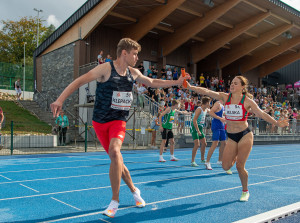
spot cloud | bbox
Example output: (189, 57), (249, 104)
(46, 15), (61, 28)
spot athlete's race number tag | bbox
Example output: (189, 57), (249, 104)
(111, 91), (133, 111)
(225, 104), (243, 120)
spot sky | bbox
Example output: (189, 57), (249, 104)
(0, 0), (299, 30)
(0, 0), (87, 29)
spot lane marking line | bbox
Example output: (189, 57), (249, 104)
(19, 184), (39, 193)
(0, 174), (11, 181)
(233, 201), (300, 223)
(41, 174), (300, 222)
(50, 197), (82, 211)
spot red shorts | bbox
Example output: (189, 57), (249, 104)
(92, 120), (126, 153)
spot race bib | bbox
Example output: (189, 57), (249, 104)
(111, 91), (133, 111)
(225, 104), (243, 120)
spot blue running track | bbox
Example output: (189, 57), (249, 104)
(0, 144), (299, 222)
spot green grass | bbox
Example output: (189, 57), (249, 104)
(0, 100), (51, 135)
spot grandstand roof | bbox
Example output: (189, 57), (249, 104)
(34, 0), (300, 77)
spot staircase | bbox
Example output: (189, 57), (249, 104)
(17, 100), (55, 126)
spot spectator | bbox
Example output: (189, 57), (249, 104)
(161, 66), (166, 78)
(15, 78), (22, 100)
(137, 62), (144, 75)
(199, 73), (205, 87)
(137, 83), (147, 108)
(173, 68), (178, 80)
(150, 112), (161, 149)
(0, 107), (4, 149)
(147, 66), (152, 77)
(55, 110), (69, 146)
(205, 76), (210, 89)
(166, 68), (172, 80)
(105, 54), (112, 62)
(97, 50), (104, 64)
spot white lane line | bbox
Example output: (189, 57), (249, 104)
(99, 218), (111, 223)
(0, 146), (298, 167)
(0, 165), (94, 174)
(19, 184), (39, 193)
(0, 173), (109, 185)
(1, 161), (300, 202)
(233, 201), (300, 223)
(0, 158), (299, 186)
(41, 174), (300, 222)
(250, 173), (282, 179)
(0, 174), (11, 181)
(0, 159), (109, 167)
(50, 197), (81, 211)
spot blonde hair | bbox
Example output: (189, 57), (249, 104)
(117, 38), (141, 58)
(235, 76), (253, 99)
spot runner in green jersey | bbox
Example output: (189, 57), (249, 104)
(159, 99), (190, 162)
(190, 96), (211, 167)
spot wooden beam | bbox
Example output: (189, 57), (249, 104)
(240, 35), (300, 73)
(178, 5), (203, 17)
(243, 0), (268, 12)
(192, 12), (270, 63)
(109, 12), (174, 33)
(155, 25), (174, 33)
(215, 19), (234, 28)
(123, 0), (186, 41)
(220, 23), (293, 69)
(160, 0), (242, 56)
(259, 50), (300, 77)
(109, 11), (137, 22)
(191, 36), (205, 42)
(43, 0), (120, 55)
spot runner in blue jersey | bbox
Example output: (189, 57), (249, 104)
(205, 101), (229, 172)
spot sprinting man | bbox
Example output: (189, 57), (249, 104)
(50, 38), (189, 218)
(190, 97), (211, 167)
(184, 76), (288, 202)
(159, 100), (190, 162)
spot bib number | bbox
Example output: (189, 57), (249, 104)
(111, 91), (133, 111)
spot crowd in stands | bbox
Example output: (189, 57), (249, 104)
(134, 65), (300, 134)
(94, 52), (300, 134)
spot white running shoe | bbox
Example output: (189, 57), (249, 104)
(216, 161), (222, 165)
(205, 162), (213, 170)
(170, 156), (179, 161)
(132, 187), (146, 207)
(103, 200), (119, 218)
(159, 156), (166, 162)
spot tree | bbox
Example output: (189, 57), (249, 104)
(0, 16), (55, 64)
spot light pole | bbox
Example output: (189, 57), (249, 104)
(33, 8), (43, 47)
(23, 42), (27, 100)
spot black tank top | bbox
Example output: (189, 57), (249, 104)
(92, 62), (134, 123)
